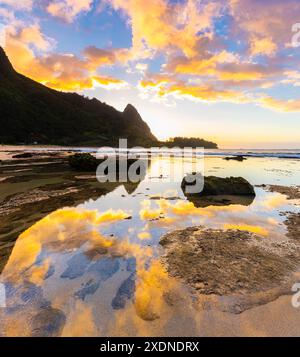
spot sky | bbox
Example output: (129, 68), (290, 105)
(0, 0), (300, 149)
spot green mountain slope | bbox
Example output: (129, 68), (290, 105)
(0, 47), (157, 146)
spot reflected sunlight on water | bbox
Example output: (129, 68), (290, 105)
(0, 156), (299, 336)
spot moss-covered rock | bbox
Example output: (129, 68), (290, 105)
(68, 153), (149, 178)
(68, 153), (100, 171)
(181, 174), (255, 196)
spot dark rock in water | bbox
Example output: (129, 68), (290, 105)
(68, 153), (100, 171)
(68, 153), (148, 175)
(224, 155), (247, 161)
(12, 152), (33, 159)
(181, 174), (255, 196)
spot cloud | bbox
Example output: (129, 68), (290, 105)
(281, 71), (300, 87)
(138, 72), (250, 105)
(16, 23), (53, 51)
(3, 0), (300, 113)
(249, 36), (277, 57)
(103, 0), (300, 111)
(0, 0), (33, 10)
(92, 75), (128, 89)
(46, 0), (94, 22)
(83, 45), (131, 68)
(138, 70), (300, 112)
(4, 28), (128, 91)
(229, 0), (300, 51)
(106, 0), (222, 58)
(259, 97), (300, 112)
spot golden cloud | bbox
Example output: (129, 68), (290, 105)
(4, 27), (128, 91)
(107, 0), (221, 58)
(259, 97), (300, 112)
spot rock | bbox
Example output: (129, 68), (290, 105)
(68, 153), (147, 176)
(68, 153), (100, 171)
(224, 155), (247, 161)
(12, 152), (33, 159)
(181, 174), (255, 196)
(160, 226), (300, 313)
(266, 185), (300, 200)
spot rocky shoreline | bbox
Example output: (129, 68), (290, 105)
(160, 185), (300, 314)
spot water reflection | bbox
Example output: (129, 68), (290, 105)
(0, 156), (299, 336)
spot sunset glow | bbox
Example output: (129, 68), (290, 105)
(1, 0), (300, 148)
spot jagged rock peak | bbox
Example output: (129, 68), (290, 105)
(123, 104), (139, 114)
(0, 47), (15, 74)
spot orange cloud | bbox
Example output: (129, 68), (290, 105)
(3, 0), (300, 112)
(16, 23), (53, 50)
(259, 97), (300, 112)
(4, 27), (128, 91)
(249, 36), (277, 57)
(107, 0), (221, 58)
(139, 74), (250, 104)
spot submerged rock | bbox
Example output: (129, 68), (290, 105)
(265, 185), (300, 200)
(68, 153), (100, 171)
(224, 155), (247, 161)
(181, 174), (255, 196)
(12, 152), (33, 159)
(68, 153), (148, 176)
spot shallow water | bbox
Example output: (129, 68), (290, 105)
(0, 156), (300, 336)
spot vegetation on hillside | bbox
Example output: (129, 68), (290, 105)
(159, 137), (218, 149)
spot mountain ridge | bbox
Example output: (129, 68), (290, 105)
(0, 47), (157, 146)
